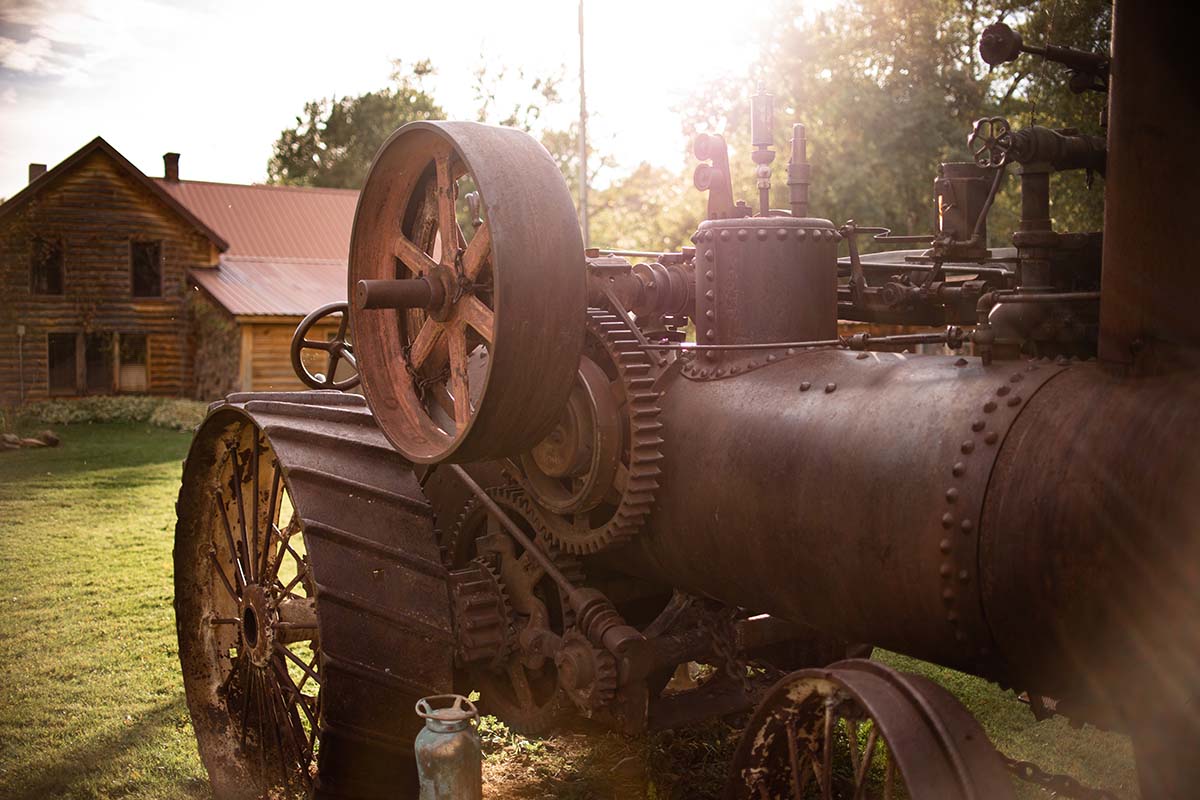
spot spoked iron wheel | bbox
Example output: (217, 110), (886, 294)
(176, 392), (454, 800)
(349, 120), (586, 464)
(725, 659), (1014, 800)
(177, 414), (321, 797)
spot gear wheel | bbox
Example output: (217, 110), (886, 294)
(521, 309), (664, 554)
(555, 629), (619, 714)
(449, 558), (512, 670)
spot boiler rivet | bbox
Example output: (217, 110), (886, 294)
(825, 382), (837, 393)
(705, 351), (716, 361)
(961, 441), (974, 454)
(705, 290), (715, 300)
(955, 358), (968, 367)
(748, 360), (757, 368)
(983, 401), (997, 413)
(951, 462), (966, 476)
(945, 488), (959, 503)
(856, 352), (869, 360)
(786, 348), (796, 356)
(958, 569), (970, 583)
(715, 369), (725, 377)
(939, 538), (952, 553)
(777, 228), (788, 240)
(757, 229), (768, 240)
(796, 229), (807, 240)
(971, 420), (985, 432)
(705, 310), (715, 320)
(997, 385), (1011, 397)
(705, 271), (715, 281)
(720, 230), (730, 241)
(1007, 395), (1022, 407)
(737, 229), (748, 240)
(984, 431), (999, 445)
(955, 630), (968, 642)
(730, 366), (740, 374)
(961, 519), (974, 533)
(940, 563), (953, 578)
(704, 249), (715, 260)
(766, 354), (776, 362)
(706, 329), (716, 339)
(941, 512), (955, 528)
(942, 588), (955, 603)
(800, 381), (811, 392)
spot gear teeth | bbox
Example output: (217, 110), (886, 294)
(523, 309), (665, 555)
(449, 558), (512, 669)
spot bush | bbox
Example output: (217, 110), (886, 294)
(18, 396), (208, 431)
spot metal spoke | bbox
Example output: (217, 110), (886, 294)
(268, 662), (309, 766)
(884, 752), (896, 800)
(209, 549), (240, 603)
(393, 232), (439, 276)
(259, 464), (281, 580)
(276, 641), (323, 688)
(461, 221), (491, 280)
(457, 296), (494, 341)
(846, 717), (861, 776)
(214, 493), (247, 588)
(228, 442), (252, 582)
(408, 318), (445, 370)
(822, 699), (835, 800)
(508, 663), (535, 709)
(274, 660), (318, 729)
(852, 726), (880, 800)
(434, 155), (458, 265)
(448, 324), (471, 424)
(786, 719), (805, 800)
(251, 435), (261, 583)
(238, 661), (253, 749)
(296, 652), (320, 694)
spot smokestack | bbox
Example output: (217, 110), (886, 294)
(28, 164), (46, 184)
(163, 152), (180, 181)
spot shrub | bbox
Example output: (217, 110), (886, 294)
(19, 396), (208, 431)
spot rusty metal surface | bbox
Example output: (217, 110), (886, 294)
(349, 120), (585, 464)
(175, 391), (452, 800)
(725, 658), (1015, 800)
(157, 178), (358, 260)
(190, 257), (347, 317)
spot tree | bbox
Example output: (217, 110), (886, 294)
(681, 0), (1110, 244)
(266, 61), (443, 189)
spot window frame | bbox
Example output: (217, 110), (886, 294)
(129, 239), (164, 299)
(46, 331), (79, 396)
(30, 236), (65, 296)
(116, 332), (150, 394)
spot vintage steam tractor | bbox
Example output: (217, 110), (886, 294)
(174, 2), (1200, 798)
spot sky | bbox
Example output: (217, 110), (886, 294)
(0, 0), (831, 198)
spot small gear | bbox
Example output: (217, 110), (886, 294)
(448, 558), (512, 670)
(555, 630), (619, 713)
(520, 309), (665, 555)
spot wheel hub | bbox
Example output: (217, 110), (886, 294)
(240, 584), (276, 668)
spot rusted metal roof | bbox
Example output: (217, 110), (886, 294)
(156, 179), (358, 260)
(190, 256), (345, 317)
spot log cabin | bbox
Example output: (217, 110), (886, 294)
(0, 137), (356, 406)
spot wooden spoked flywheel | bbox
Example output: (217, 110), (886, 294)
(349, 121), (586, 464)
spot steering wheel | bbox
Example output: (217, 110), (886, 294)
(968, 116), (1014, 168)
(289, 301), (360, 391)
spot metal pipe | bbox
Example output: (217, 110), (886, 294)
(355, 278), (439, 311)
(642, 329), (959, 352)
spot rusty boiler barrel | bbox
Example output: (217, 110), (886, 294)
(626, 350), (1200, 706)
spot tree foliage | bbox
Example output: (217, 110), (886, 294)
(682, 0), (1111, 244)
(266, 61), (443, 189)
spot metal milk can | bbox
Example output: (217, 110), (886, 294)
(414, 694), (482, 800)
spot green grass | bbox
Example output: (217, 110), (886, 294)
(0, 423), (1138, 799)
(0, 422), (207, 800)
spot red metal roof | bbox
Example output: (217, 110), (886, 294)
(155, 179), (358, 260)
(190, 256), (345, 317)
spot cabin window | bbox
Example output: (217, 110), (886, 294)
(85, 333), (114, 394)
(131, 240), (163, 297)
(118, 334), (148, 392)
(31, 237), (64, 295)
(47, 333), (77, 394)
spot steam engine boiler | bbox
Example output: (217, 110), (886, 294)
(174, 2), (1200, 798)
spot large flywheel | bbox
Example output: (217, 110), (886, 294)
(349, 121), (586, 464)
(175, 391), (453, 799)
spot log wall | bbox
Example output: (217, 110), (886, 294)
(0, 151), (216, 405)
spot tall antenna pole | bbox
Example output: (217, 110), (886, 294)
(578, 0), (589, 248)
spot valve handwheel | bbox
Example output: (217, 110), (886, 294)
(349, 121), (586, 464)
(289, 301), (360, 391)
(969, 116), (1014, 169)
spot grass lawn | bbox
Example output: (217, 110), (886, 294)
(0, 422), (1138, 799)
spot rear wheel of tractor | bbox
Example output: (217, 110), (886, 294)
(175, 392), (454, 799)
